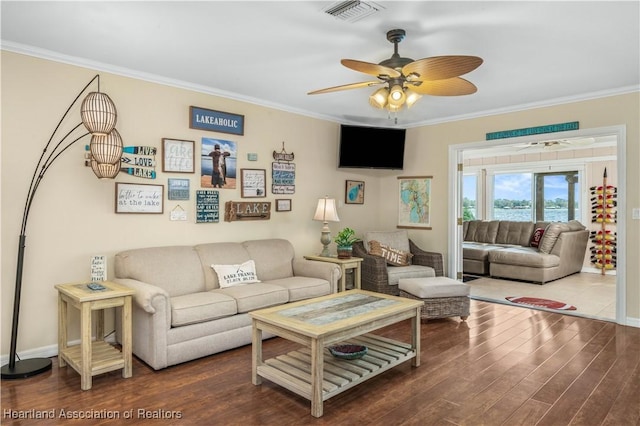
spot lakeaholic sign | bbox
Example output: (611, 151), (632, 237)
(190, 106), (244, 135)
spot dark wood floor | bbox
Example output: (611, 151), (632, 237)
(2, 300), (639, 425)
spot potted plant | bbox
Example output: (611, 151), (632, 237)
(334, 227), (359, 259)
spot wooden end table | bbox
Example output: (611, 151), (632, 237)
(55, 281), (134, 390)
(304, 255), (363, 292)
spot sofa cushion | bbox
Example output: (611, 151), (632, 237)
(368, 240), (413, 266)
(465, 221), (500, 244)
(364, 230), (410, 253)
(496, 221), (535, 246)
(462, 242), (505, 261)
(488, 246), (560, 268)
(242, 239), (295, 281)
(212, 260), (261, 288)
(217, 283), (289, 313)
(114, 245), (206, 297)
(538, 222), (571, 254)
(386, 265), (435, 286)
(195, 242), (252, 290)
(170, 292), (237, 327)
(265, 277), (331, 302)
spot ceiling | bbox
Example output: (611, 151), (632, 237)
(1, 1), (639, 129)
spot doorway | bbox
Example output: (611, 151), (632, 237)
(448, 125), (626, 324)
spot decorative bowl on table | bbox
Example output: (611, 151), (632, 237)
(328, 344), (367, 360)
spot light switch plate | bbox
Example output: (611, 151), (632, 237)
(632, 208), (640, 220)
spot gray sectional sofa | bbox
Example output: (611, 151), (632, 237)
(113, 239), (341, 370)
(463, 220), (589, 284)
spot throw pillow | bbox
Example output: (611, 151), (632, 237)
(212, 260), (261, 288)
(368, 240), (413, 266)
(530, 228), (545, 248)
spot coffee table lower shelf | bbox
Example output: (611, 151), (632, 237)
(256, 334), (415, 402)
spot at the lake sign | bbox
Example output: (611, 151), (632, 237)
(190, 106), (244, 136)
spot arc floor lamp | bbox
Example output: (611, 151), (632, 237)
(1, 74), (123, 379)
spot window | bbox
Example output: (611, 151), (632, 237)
(534, 172), (580, 221)
(492, 173), (533, 221)
(463, 174), (478, 220)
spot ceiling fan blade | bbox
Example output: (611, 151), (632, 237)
(407, 77), (477, 96)
(403, 55), (483, 81)
(307, 81), (384, 95)
(341, 59), (401, 79)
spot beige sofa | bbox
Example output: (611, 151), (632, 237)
(463, 220), (589, 284)
(113, 239), (341, 370)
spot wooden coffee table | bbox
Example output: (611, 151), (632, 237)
(250, 289), (423, 417)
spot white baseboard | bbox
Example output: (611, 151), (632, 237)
(1, 335), (117, 366)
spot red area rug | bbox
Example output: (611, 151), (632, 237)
(505, 296), (576, 311)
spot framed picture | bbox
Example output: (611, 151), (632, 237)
(345, 180), (365, 204)
(240, 168), (266, 198)
(115, 183), (164, 214)
(162, 138), (194, 173)
(276, 199), (292, 212)
(167, 178), (190, 200)
(201, 138), (237, 189)
(397, 176), (432, 229)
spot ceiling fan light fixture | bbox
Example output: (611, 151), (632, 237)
(369, 87), (388, 108)
(405, 91), (422, 108)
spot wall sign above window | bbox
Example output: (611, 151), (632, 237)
(486, 121), (579, 140)
(190, 106), (244, 135)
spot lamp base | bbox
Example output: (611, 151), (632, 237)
(1, 358), (52, 379)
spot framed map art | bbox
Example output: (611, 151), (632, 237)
(397, 176), (432, 229)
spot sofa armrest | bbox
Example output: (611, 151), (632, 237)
(292, 258), (342, 293)
(409, 239), (444, 276)
(112, 278), (170, 316)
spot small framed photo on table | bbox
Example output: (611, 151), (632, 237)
(345, 180), (365, 204)
(276, 199), (292, 212)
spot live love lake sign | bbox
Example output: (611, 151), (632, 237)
(190, 106), (244, 135)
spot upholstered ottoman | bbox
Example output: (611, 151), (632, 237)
(398, 277), (470, 321)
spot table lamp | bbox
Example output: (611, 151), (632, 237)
(313, 196), (340, 257)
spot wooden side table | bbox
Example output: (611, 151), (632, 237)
(304, 255), (363, 292)
(55, 281), (135, 390)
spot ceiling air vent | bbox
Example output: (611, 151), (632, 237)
(323, 1), (384, 22)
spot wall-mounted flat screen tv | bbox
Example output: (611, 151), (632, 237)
(338, 124), (406, 170)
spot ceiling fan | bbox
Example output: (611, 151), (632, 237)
(308, 29), (483, 114)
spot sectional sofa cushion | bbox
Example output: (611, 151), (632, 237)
(538, 220), (585, 254)
(465, 220), (500, 244)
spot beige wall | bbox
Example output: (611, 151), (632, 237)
(2, 51), (639, 357)
(0, 52), (383, 355)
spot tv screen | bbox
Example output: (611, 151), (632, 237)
(338, 125), (406, 169)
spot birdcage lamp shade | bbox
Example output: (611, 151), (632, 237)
(81, 91), (117, 136)
(90, 158), (121, 179)
(90, 128), (123, 165)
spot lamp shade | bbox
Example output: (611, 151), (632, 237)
(313, 197), (340, 222)
(81, 91), (117, 136)
(90, 158), (121, 179)
(90, 128), (123, 164)
(369, 87), (388, 109)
